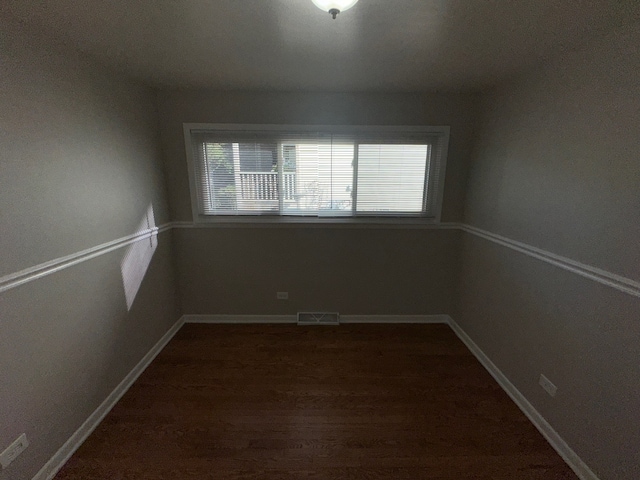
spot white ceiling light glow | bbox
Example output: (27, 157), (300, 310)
(312, 0), (359, 19)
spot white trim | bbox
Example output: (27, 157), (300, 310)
(3, 221), (638, 300)
(182, 314), (450, 324)
(183, 123), (450, 225)
(32, 316), (185, 480)
(341, 314), (449, 323)
(460, 224), (640, 298)
(183, 123), (451, 134)
(0, 223), (171, 294)
(432, 130), (450, 224)
(446, 316), (599, 480)
(183, 123), (205, 223)
(183, 314), (297, 324)
(170, 220), (460, 230)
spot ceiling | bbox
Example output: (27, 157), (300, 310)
(2, 0), (637, 92)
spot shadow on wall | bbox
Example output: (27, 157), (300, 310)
(121, 204), (158, 310)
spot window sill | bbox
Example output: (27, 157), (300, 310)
(178, 215), (454, 229)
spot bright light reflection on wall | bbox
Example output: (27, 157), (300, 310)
(121, 204), (157, 311)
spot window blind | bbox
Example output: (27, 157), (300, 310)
(187, 126), (448, 219)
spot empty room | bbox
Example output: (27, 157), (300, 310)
(1, 1), (638, 479)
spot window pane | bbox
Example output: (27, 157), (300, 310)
(202, 141), (280, 214)
(203, 142), (237, 212)
(235, 142), (279, 213)
(322, 142), (354, 214)
(356, 144), (429, 214)
(281, 142), (353, 216)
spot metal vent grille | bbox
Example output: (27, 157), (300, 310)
(297, 312), (340, 325)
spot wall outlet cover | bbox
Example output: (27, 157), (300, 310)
(539, 374), (558, 397)
(0, 433), (29, 469)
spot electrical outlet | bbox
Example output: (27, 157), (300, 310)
(276, 292), (289, 300)
(539, 374), (557, 397)
(0, 434), (29, 469)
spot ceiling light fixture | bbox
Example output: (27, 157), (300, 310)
(312, 0), (359, 19)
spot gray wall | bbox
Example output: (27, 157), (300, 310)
(0, 25), (180, 480)
(455, 20), (640, 480)
(157, 91), (477, 314)
(175, 227), (459, 315)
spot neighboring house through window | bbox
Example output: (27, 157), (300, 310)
(184, 124), (450, 223)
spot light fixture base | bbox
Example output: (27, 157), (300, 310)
(312, 0), (359, 19)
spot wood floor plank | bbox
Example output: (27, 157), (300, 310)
(54, 324), (577, 479)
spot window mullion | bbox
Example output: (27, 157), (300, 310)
(351, 141), (359, 216)
(422, 144), (432, 215)
(277, 142), (284, 214)
(201, 143), (213, 214)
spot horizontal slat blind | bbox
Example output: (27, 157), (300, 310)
(189, 127), (447, 218)
(356, 144), (429, 213)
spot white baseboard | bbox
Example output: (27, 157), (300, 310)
(340, 314), (449, 323)
(446, 316), (599, 480)
(32, 316), (185, 480)
(182, 314), (450, 324)
(183, 314), (297, 324)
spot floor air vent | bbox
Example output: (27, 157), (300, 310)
(297, 312), (340, 325)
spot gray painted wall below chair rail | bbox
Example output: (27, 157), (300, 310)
(174, 226), (460, 316)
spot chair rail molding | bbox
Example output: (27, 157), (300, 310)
(0, 223), (171, 294)
(459, 223), (640, 298)
(2, 222), (637, 299)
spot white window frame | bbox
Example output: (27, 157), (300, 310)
(183, 123), (450, 225)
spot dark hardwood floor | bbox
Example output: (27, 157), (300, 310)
(55, 324), (577, 479)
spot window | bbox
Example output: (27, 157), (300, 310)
(184, 124), (449, 222)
